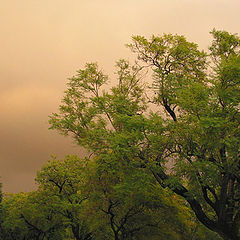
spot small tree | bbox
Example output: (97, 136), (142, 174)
(1, 191), (66, 240)
(36, 155), (93, 240)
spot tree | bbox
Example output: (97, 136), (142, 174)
(84, 156), (196, 240)
(35, 155), (93, 240)
(0, 156), (93, 240)
(49, 30), (240, 240)
(1, 191), (66, 240)
(37, 155), (197, 240)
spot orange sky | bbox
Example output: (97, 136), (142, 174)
(1, 0), (240, 193)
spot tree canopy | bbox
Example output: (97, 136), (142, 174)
(49, 29), (240, 240)
(1, 154), (216, 240)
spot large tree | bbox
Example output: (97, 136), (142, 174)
(49, 29), (240, 240)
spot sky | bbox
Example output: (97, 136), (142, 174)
(1, 0), (240, 193)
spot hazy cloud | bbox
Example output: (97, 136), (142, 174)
(0, 0), (240, 192)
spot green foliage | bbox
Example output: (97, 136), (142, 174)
(49, 29), (240, 240)
(35, 155), (93, 240)
(2, 29), (238, 240)
(84, 155), (193, 240)
(209, 28), (240, 62)
(1, 191), (67, 240)
(127, 33), (207, 115)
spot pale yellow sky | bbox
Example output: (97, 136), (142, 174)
(0, 0), (240, 192)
